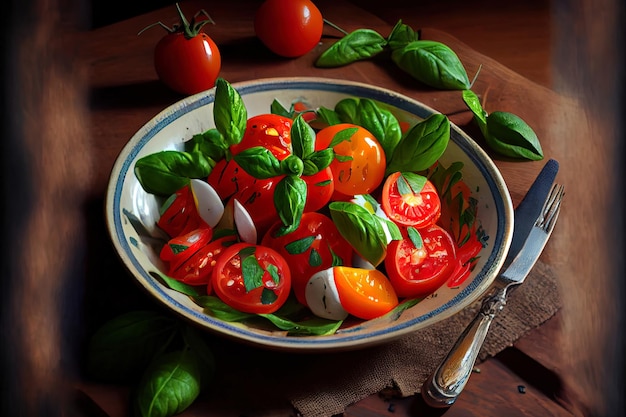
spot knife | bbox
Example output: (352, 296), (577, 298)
(421, 160), (563, 408)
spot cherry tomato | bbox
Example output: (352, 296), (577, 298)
(302, 167), (334, 212)
(332, 267), (399, 320)
(261, 212), (353, 306)
(384, 225), (457, 298)
(149, 6), (221, 95)
(169, 235), (238, 287)
(206, 158), (257, 202)
(316, 123), (386, 197)
(160, 228), (213, 273)
(381, 172), (441, 229)
(254, 0), (323, 58)
(157, 185), (209, 238)
(230, 114), (292, 159)
(212, 243), (291, 314)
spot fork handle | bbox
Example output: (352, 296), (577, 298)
(421, 287), (507, 407)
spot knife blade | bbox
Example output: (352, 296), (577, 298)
(422, 170), (563, 408)
(505, 158), (559, 266)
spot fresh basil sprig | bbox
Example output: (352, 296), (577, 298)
(391, 40), (471, 90)
(213, 77), (247, 146)
(463, 90), (543, 160)
(385, 113), (450, 175)
(328, 201), (389, 266)
(315, 28), (387, 67)
(134, 150), (214, 196)
(233, 115), (334, 235)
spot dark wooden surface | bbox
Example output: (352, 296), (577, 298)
(74, 1), (581, 416)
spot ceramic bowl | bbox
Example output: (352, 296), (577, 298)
(105, 77), (513, 351)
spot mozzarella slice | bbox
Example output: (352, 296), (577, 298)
(233, 199), (257, 244)
(305, 269), (349, 321)
(190, 179), (224, 227)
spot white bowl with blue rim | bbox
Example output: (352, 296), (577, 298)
(105, 77), (513, 351)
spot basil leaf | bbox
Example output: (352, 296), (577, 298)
(387, 19), (420, 51)
(462, 89), (488, 134)
(291, 115), (316, 159)
(485, 111), (544, 160)
(391, 40), (470, 90)
(258, 314), (343, 336)
(284, 236), (315, 254)
(315, 28), (387, 68)
(194, 295), (254, 321)
(152, 271), (201, 297)
(184, 128), (227, 162)
(399, 171), (428, 194)
(328, 201), (388, 266)
(329, 127), (359, 148)
(274, 175), (307, 236)
(270, 98), (292, 118)
(85, 311), (178, 383)
(240, 247), (264, 292)
(407, 226), (423, 249)
(179, 325), (216, 387)
(315, 106), (342, 126)
(356, 98), (402, 159)
(134, 348), (201, 417)
(334, 98), (360, 124)
(134, 150), (213, 196)
(386, 113), (450, 174)
(233, 146), (283, 179)
(213, 78), (247, 146)
(302, 148), (334, 176)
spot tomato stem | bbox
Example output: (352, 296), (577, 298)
(137, 2), (216, 39)
(323, 18), (349, 36)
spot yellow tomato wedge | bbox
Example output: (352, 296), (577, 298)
(333, 266), (399, 320)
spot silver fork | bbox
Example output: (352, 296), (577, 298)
(422, 184), (565, 407)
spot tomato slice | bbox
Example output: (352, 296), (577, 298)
(160, 228), (213, 273)
(381, 172), (441, 229)
(332, 267), (399, 320)
(261, 212), (353, 306)
(157, 185), (209, 238)
(169, 235), (238, 287)
(211, 243), (291, 314)
(384, 225), (456, 298)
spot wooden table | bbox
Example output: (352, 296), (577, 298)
(73, 1), (584, 416)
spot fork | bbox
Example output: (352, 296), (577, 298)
(422, 184), (564, 407)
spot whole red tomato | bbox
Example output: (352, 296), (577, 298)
(254, 0), (324, 58)
(144, 4), (221, 95)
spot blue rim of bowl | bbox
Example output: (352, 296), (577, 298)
(107, 77), (513, 351)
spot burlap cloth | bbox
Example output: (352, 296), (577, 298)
(207, 260), (561, 417)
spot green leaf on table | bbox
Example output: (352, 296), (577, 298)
(315, 28), (387, 67)
(387, 19), (420, 50)
(85, 310), (178, 383)
(391, 40), (470, 90)
(485, 111), (544, 160)
(134, 348), (202, 417)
